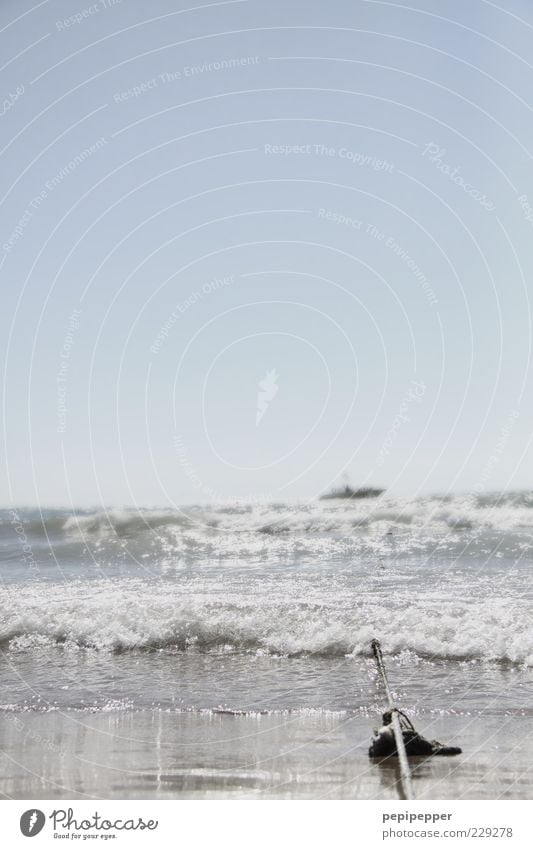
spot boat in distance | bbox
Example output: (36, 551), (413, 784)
(319, 484), (385, 500)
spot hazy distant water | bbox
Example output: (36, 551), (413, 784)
(1, 493), (533, 719)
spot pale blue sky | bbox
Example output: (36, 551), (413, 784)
(1, 0), (532, 506)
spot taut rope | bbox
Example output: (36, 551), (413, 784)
(371, 638), (415, 800)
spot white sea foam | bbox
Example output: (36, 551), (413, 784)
(3, 494), (532, 562)
(3, 493), (533, 538)
(1, 577), (532, 665)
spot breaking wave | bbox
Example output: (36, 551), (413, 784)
(1, 578), (532, 665)
(4, 493), (533, 537)
(2, 492), (533, 562)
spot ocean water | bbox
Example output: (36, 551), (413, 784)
(1, 493), (532, 722)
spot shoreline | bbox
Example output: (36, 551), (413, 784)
(0, 711), (529, 800)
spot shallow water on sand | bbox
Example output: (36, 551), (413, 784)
(0, 712), (530, 800)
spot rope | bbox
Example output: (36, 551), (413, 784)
(371, 638), (415, 800)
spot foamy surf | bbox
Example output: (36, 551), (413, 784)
(3, 494), (533, 565)
(1, 576), (532, 665)
(1, 495), (532, 719)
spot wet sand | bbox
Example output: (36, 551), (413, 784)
(0, 711), (530, 800)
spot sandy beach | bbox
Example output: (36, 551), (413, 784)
(0, 710), (530, 800)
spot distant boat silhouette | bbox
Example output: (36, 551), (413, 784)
(320, 483), (385, 500)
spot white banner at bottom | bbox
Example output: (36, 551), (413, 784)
(1, 799), (530, 848)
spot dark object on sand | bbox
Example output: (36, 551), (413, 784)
(369, 638), (461, 800)
(320, 484), (385, 500)
(369, 710), (462, 758)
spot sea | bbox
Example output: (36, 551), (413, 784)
(1, 492), (532, 724)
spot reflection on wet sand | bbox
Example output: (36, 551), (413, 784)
(0, 711), (530, 800)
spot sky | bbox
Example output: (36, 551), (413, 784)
(1, 0), (532, 506)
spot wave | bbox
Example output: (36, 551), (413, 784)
(0, 492), (533, 544)
(1, 578), (531, 665)
(3, 492), (533, 541)
(2, 495), (533, 565)
(3, 508), (201, 539)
